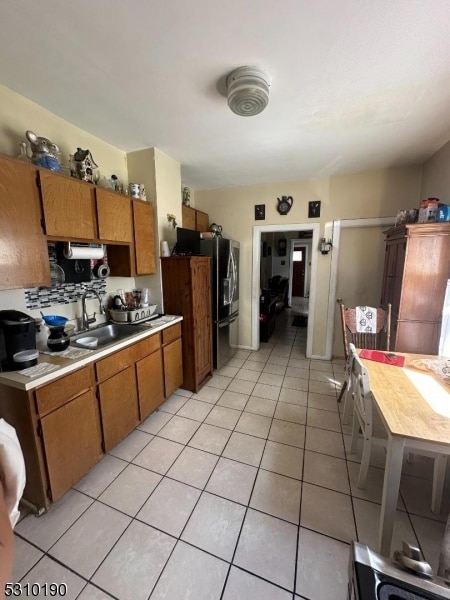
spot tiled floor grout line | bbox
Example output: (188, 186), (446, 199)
(15, 312), (447, 598)
(219, 346), (297, 599)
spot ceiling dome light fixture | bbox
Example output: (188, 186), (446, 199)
(226, 66), (271, 117)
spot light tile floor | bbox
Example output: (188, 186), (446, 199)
(14, 310), (449, 599)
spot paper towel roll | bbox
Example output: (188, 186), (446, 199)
(63, 244), (105, 260)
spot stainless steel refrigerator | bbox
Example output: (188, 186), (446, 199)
(201, 237), (239, 369)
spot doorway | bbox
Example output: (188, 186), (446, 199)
(325, 217), (395, 359)
(252, 223), (320, 356)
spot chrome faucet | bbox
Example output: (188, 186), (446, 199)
(81, 289), (105, 330)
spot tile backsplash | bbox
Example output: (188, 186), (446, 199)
(24, 244), (107, 310)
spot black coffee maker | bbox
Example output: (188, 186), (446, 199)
(0, 310), (36, 372)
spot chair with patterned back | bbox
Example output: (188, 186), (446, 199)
(338, 302), (391, 419)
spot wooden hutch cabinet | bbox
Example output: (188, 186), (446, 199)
(380, 223), (450, 354)
(161, 256), (213, 392)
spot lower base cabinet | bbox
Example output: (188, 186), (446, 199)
(98, 366), (139, 452)
(41, 389), (102, 501)
(162, 324), (183, 397)
(136, 350), (165, 420)
(0, 323), (182, 511)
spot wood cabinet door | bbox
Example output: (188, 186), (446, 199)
(396, 320), (441, 354)
(96, 188), (132, 242)
(39, 169), (97, 239)
(400, 233), (450, 321)
(182, 205), (196, 229)
(98, 366), (139, 452)
(191, 259), (213, 385)
(0, 156), (50, 289)
(133, 200), (156, 275)
(163, 338), (183, 397)
(195, 210), (209, 232)
(136, 350), (164, 420)
(41, 389), (102, 502)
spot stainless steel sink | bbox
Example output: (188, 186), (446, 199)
(71, 323), (149, 349)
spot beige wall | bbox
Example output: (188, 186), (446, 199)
(421, 140), (450, 204)
(195, 166), (422, 355)
(0, 84), (131, 325)
(127, 148), (182, 310)
(0, 83), (127, 182)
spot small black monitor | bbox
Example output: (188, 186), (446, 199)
(176, 227), (201, 255)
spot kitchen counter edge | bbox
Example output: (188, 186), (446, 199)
(0, 316), (183, 392)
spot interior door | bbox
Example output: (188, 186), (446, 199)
(332, 225), (386, 358)
(292, 246), (306, 297)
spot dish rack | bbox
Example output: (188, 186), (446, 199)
(109, 306), (158, 324)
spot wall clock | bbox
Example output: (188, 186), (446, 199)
(308, 200), (321, 218)
(278, 238), (287, 256)
(277, 195), (293, 215)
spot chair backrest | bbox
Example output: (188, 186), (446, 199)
(340, 302), (391, 361)
(349, 344), (373, 435)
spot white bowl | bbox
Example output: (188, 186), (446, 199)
(76, 336), (98, 348)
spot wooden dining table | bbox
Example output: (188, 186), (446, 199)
(359, 351), (450, 557)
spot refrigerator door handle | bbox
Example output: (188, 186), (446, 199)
(218, 319), (230, 328)
(230, 249), (237, 302)
(228, 315), (238, 324)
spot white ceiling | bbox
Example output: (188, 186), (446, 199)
(1, 0), (450, 190)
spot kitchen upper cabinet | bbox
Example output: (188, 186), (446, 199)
(196, 210), (209, 232)
(0, 154), (50, 290)
(39, 169), (97, 240)
(107, 199), (156, 277)
(40, 170), (132, 243)
(95, 187), (133, 243)
(134, 200), (156, 274)
(182, 205), (209, 232)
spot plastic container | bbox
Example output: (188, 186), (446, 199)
(13, 350), (39, 369)
(75, 336), (98, 348)
(41, 314), (68, 327)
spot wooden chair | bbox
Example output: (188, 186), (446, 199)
(338, 302), (391, 421)
(349, 343), (447, 512)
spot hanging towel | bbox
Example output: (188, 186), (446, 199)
(356, 306), (377, 334)
(0, 419), (26, 528)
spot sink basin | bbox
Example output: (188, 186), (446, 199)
(71, 323), (149, 349)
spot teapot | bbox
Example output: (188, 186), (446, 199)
(277, 195), (293, 215)
(25, 130), (61, 172)
(209, 223), (223, 237)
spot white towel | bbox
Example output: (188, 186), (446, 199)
(0, 419), (26, 528)
(356, 306), (377, 334)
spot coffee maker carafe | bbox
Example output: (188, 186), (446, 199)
(0, 310), (36, 372)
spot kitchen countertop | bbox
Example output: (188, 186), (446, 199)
(0, 315), (183, 392)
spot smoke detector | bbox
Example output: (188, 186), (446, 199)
(226, 66), (271, 117)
